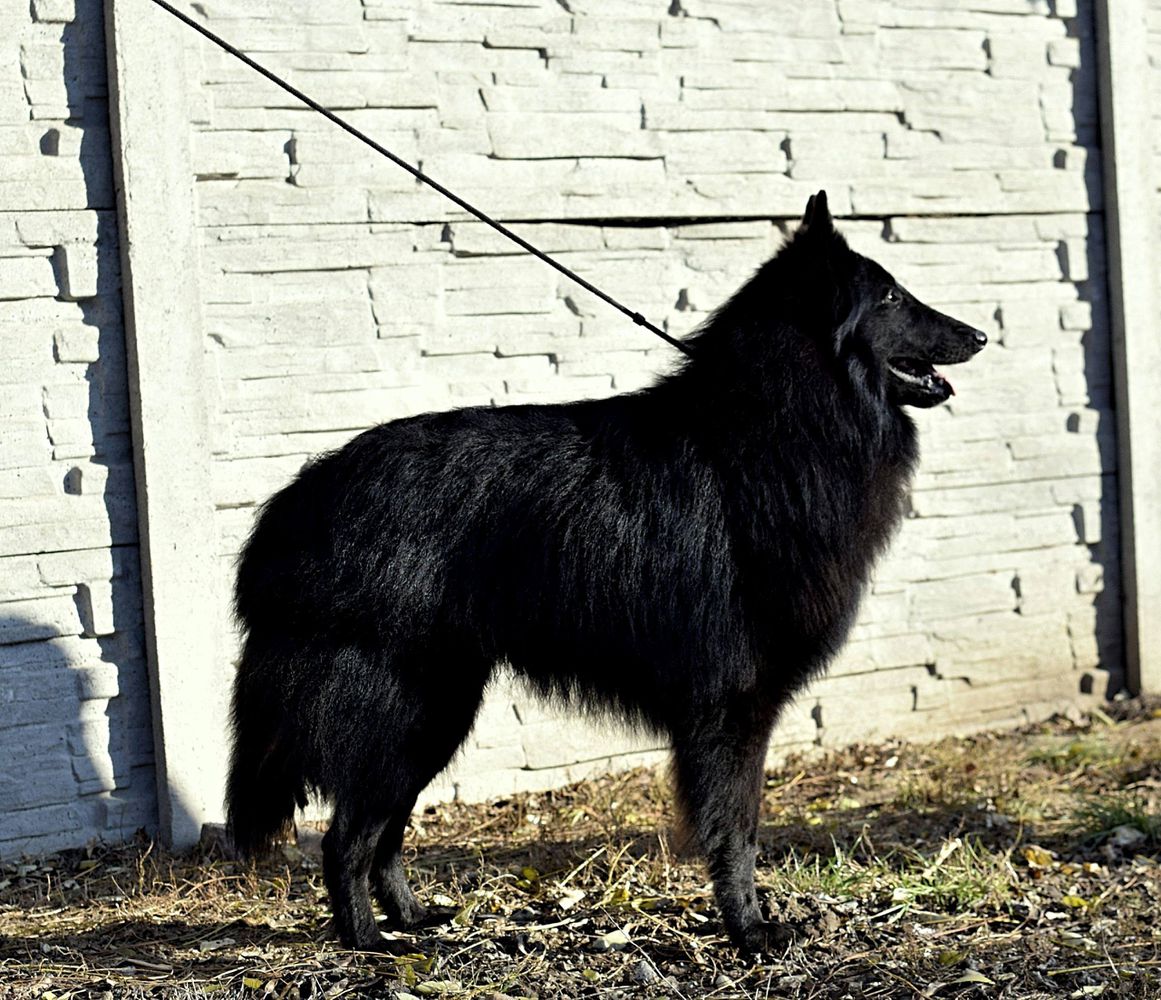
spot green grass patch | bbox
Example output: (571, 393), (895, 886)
(1074, 795), (1161, 849)
(890, 837), (1014, 912)
(1026, 735), (1122, 773)
(769, 835), (1014, 913)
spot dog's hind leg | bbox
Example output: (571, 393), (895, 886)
(371, 797), (427, 926)
(319, 639), (492, 948)
(672, 697), (787, 954)
(369, 651), (494, 933)
(322, 800), (388, 950)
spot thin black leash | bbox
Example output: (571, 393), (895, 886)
(144, 0), (693, 358)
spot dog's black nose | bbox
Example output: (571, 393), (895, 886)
(973, 329), (987, 349)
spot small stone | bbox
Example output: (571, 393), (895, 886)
(1109, 825), (1147, 849)
(631, 959), (660, 984)
(593, 928), (631, 952)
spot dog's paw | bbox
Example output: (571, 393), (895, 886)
(730, 918), (797, 955)
(385, 892), (427, 928)
(397, 901), (457, 930)
(336, 920), (390, 953)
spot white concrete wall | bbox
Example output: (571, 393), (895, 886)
(0, 0), (1136, 857)
(1153, 5), (1161, 442)
(186, 0), (1121, 807)
(1153, 2), (1161, 190)
(0, 0), (156, 856)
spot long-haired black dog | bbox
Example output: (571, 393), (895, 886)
(227, 191), (986, 952)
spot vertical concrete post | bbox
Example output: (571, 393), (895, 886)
(1095, 0), (1161, 693)
(105, 0), (221, 847)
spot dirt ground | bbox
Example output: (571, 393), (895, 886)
(3, 703), (1161, 999)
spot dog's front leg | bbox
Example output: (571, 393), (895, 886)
(672, 699), (792, 953)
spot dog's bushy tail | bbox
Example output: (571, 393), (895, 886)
(226, 638), (307, 858)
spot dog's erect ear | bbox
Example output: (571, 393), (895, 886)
(799, 189), (832, 236)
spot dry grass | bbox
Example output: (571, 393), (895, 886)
(4, 704), (1161, 999)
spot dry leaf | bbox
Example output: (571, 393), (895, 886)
(1023, 845), (1055, 868)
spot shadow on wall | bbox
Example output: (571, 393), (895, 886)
(0, 607), (150, 859)
(1068, 0), (1123, 696)
(62, 0), (161, 850)
(0, 1), (156, 859)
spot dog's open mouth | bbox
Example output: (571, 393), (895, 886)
(887, 358), (953, 401)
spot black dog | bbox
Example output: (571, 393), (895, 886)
(226, 191), (985, 952)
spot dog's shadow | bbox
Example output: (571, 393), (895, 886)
(2, 794), (1138, 987)
(0, 917), (323, 979)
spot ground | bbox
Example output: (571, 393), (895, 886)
(3, 704), (1161, 999)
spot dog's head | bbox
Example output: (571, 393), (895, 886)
(795, 191), (987, 408)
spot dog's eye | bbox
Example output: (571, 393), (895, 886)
(883, 287), (901, 305)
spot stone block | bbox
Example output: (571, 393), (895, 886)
(1075, 564), (1104, 595)
(663, 131), (788, 175)
(47, 418), (94, 459)
(193, 130), (292, 180)
(0, 594), (84, 643)
(103, 785), (157, 837)
(571, 18), (661, 53)
(0, 555), (42, 601)
(0, 505), (134, 559)
(766, 699), (820, 749)
(53, 328), (100, 363)
(75, 581), (116, 636)
(487, 114), (661, 159)
(482, 85), (641, 115)
(197, 178), (370, 227)
(995, 170), (1096, 212)
(483, 16), (573, 53)
(556, 350), (657, 378)
(811, 672), (927, 732)
(31, 0), (77, 23)
(986, 32), (1052, 79)
(73, 662), (120, 701)
(443, 286), (555, 317)
(997, 297), (1069, 345)
(69, 743), (118, 796)
(61, 462), (110, 497)
(41, 382), (89, 421)
(1073, 500), (1103, 545)
(291, 154), (418, 193)
(517, 713), (663, 774)
(1047, 37), (1082, 67)
(878, 28), (989, 70)
(0, 802), (88, 859)
(832, 634), (934, 674)
(561, 157), (668, 200)
(1, 254), (58, 300)
(0, 467), (58, 500)
(911, 572), (1018, 621)
(1059, 300), (1094, 331)
(1057, 238), (1089, 281)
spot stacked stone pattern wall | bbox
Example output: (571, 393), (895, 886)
(0, 0), (1129, 856)
(189, 0), (1120, 804)
(0, 0), (156, 857)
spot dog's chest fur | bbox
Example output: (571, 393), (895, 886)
(725, 413), (917, 681)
